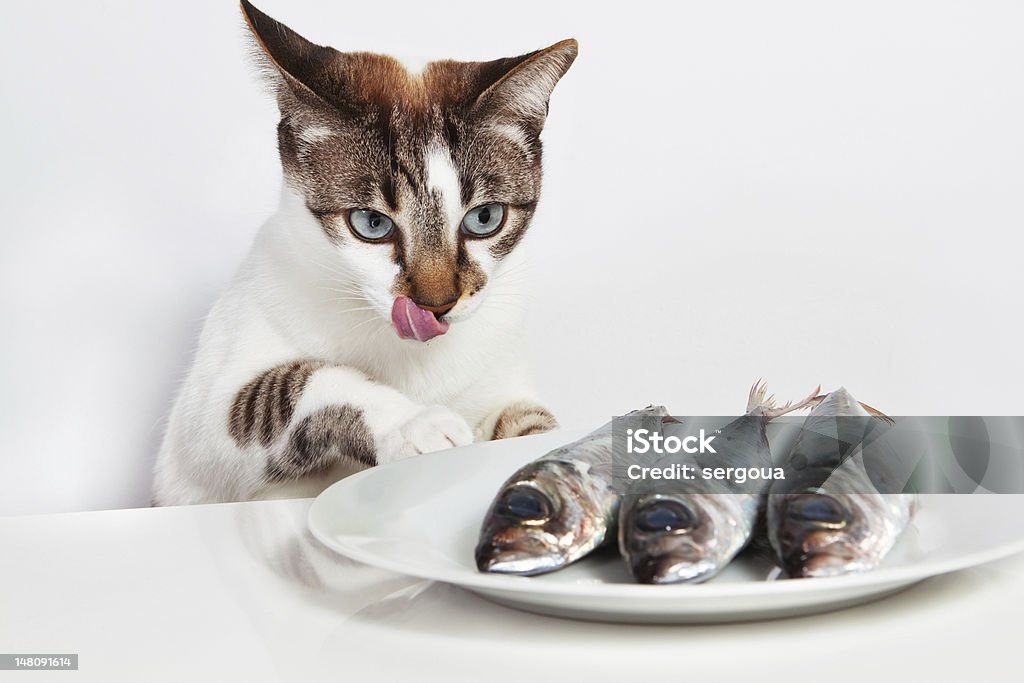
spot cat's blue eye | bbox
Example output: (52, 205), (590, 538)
(348, 209), (395, 241)
(460, 204), (505, 237)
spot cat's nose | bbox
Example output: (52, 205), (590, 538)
(414, 298), (458, 316)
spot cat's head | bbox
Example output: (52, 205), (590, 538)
(241, 1), (577, 342)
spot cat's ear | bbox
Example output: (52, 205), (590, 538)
(471, 39), (578, 133)
(239, 0), (349, 114)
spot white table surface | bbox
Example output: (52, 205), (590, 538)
(2, 498), (1022, 682)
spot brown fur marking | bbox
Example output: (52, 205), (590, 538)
(228, 360), (325, 448)
(266, 405), (376, 482)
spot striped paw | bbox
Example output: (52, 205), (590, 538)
(491, 402), (558, 440)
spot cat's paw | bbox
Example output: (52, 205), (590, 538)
(377, 406), (474, 465)
(482, 401), (559, 441)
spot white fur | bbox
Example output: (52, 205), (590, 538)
(153, 184), (539, 505)
(295, 125), (335, 145)
(425, 144), (464, 231)
(395, 54), (431, 78)
(486, 123), (533, 157)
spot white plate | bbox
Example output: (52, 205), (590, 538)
(308, 429), (1024, 623)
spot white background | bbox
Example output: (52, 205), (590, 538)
(1, 0), (1022, 515)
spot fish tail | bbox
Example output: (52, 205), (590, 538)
(858, 400), (895, 424)
(749, 381), (822, 419)
(746, 379), (775, 413)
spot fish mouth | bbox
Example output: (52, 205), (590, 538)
(779, 531), (860, 578)
(475, 527), (567, 576)
(774, 497), (858, 577)
(789, 551), (860, 578)
(629, 552), (714, 584)
(475, 547), (565, 576)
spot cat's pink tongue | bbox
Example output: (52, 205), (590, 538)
(391, 296), (449, 342)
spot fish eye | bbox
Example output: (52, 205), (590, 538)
(786, 495), (848, 527)
(634, 500), (697, 533)
(498, 486), (552, 521)
(460, 203), (506, 237)
(347, 209), (395, 241)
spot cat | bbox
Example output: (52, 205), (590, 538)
(151, 0), (577, 504)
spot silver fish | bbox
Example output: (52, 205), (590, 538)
(476, 406), (669, 576)
(618, 382), (819, 584)
(767, 387), (917, 578)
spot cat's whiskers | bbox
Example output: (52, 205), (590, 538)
(303, 254), (366, 288)
(491, 260), (531, 285)
(483, 290), (527, 301)
(319, 276), (362, 291)
(329, 305), (378, 314)
(326, 295), (372, 302)
(478, 299), (527, 314)
(302, 252), (349, 274)
(348, 314), (385, 335)
(487, 280), (530, 298)
(491, 274), (530, 289)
